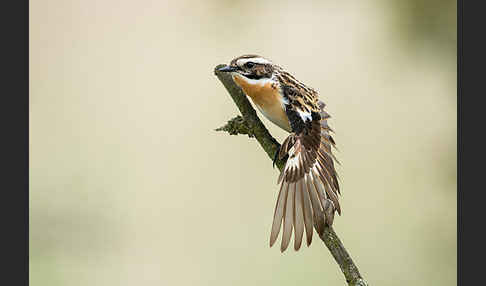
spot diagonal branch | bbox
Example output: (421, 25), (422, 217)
(214, 64), (367, 286)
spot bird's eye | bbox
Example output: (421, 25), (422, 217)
(245, 62), (255, 68)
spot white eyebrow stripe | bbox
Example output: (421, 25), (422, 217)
(236, 57), (272, 66)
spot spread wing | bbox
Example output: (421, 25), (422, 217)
(269, 85), (341, 252)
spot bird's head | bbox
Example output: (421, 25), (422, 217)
(218, 54), (278, 84)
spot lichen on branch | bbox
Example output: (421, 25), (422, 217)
(215, 115), (254, 137)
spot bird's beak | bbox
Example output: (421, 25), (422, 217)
(217, 65), (237, 72)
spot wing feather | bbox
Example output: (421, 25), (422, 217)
(294, 181), (304, 250)
(269, 89), (340, 252)
(305, 172), (325, 235)
(281, 182), (295, 252)
(301, 178), (314, 246)
(270, 181), (289, 247)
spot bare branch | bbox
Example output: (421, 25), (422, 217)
(214, 64), (368, 286)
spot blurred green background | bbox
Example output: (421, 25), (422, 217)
(30, 0), (456, 285)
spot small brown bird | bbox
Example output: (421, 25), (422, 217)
(218, 55), (341, 252)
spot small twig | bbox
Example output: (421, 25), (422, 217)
(215, 115), (254, 137)
(214, 64), (367, 286)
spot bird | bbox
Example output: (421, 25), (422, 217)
(218, 54), (341, 252)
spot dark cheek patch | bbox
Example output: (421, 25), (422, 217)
(246, 73), (264, 80)
(245, 65), (273, 80)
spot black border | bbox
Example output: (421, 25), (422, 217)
(460, 0), (486, 285)
(3, 0), (29, 284)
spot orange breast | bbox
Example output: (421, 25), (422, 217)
(233, 75), (291, 132)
